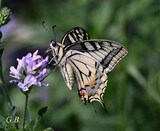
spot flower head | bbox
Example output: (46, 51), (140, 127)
(0, 7), (11, 26)
(10, 50), (49, 92)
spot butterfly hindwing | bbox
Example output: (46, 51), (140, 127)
(61, 50), (108, 104)
(60, 62), (74, 90)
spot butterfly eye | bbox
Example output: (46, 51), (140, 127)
(50, 41), (57, 47)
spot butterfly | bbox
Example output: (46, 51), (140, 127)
(47, 27), (128, 107)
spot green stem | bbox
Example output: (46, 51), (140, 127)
(23, 92), (29, 131)
(0, 49), (12, 108)
(0, 0), (1, 8)
(0, 83), (12, 107)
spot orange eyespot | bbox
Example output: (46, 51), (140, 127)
(79, 89), (88, 100)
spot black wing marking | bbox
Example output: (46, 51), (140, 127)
(61, 27), (90, 46)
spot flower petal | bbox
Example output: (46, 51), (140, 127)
(36, 68), (50, 81)
(10, 66), (21, 79)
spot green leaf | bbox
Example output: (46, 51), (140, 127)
(9, 106), (17, 117)
(43, 127), (54, 131)
(38, 106), (48, 117)
(7, 127), (17, 131)
(30, 106), (48, 131)
(29, 119), (35, 131)
(0, 114), (7, 129)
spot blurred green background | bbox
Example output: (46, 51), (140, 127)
(1, 0), (160, 130)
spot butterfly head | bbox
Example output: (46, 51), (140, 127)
(46, 40), (64, 66)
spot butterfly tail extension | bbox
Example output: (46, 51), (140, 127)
(91, 89), (108, 112)
(101, 98), (108, 112)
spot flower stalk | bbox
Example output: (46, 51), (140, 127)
(0, 49), (12, 107)
(23, 92), (29, 131)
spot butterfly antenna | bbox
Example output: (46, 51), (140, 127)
(42, 21), (52, 36)
(52, 25), (57, 41)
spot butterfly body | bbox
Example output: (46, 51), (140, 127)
(48, 27), (128, 105)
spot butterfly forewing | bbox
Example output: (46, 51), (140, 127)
(65, 40), (128, 73)
(61, 27), (90, 46)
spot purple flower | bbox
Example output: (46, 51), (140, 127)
(9, 50), (50, 92)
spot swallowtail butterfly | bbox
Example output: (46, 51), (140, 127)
(47, 27), (128, 106)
